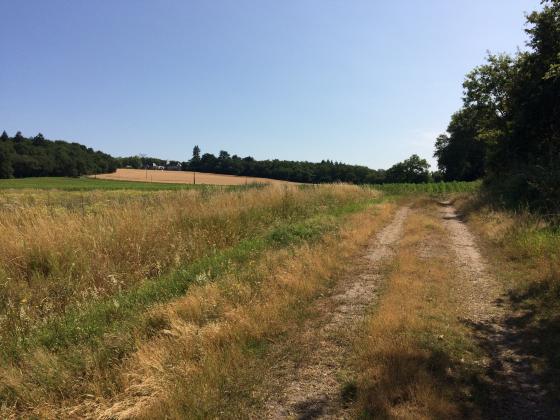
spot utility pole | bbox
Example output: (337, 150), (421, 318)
(139, 153), (148, 180)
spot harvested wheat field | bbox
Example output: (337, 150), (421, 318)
(95, 168), (296, 185)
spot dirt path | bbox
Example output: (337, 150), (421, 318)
(438, 203), (549, 419)
(264, 207), (409, 419)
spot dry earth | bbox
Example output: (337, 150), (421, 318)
(95, 168), (295, 185)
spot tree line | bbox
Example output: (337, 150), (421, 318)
(119, 146), (433, 185)
(0, 129), (436, 184)
(0, 131), (117, 178)
(185, 146), (388, 184)
(434, 0), (560, 211)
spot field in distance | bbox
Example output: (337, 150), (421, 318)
(0, 176), (203, 191)
(95, 168), (296, 185)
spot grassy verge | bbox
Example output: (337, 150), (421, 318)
(0, 190), (386, 417)
(350, 205), (485, 418)
(457, 196), (560, 403)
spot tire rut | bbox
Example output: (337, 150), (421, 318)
(438, 203), (549, 419)
(264, 207), (409, 419)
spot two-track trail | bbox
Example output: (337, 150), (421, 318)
(264, 201), (550, 420)
(264, 207), (410, 419)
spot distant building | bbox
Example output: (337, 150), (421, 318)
(145, 163), (165, 170)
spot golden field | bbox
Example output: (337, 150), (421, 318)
(94, 168), (296, 185)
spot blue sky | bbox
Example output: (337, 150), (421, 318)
(0, 0), (538, 169)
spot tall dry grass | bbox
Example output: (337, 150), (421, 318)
(0, 185), (375, 345)
(0, 188), (391, 418)
(65, 203), (394, 419)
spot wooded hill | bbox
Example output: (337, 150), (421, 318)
(0, 131), (117, 178)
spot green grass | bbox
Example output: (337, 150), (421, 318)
(0, 176), (206, 191)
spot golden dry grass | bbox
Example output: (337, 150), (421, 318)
(352, 207), (482, 419)
(0, 184), (382, 418)
(95, 168), (296, 185)
(54, 203), (396, 419)
(0, 185), (371, 338)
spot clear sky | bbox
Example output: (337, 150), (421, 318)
(0, 0), (539, 169)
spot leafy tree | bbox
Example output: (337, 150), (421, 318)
(33, 133), (46, 146)
(14, 131), (24, 142)
(441, 0), (560, 210)
(190, 145), (201, 170)
(0, 141), (14, 178)
(0, 131), (117, 178)
(385, 154), (431, 183)
(434, 107), (487, 181)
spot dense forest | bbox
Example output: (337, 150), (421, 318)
(0, 131), (117, 178)
(435, 0), (560, 211)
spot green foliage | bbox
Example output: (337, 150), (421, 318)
(268, 216), (336, 246)
(178, 146), (387, 184)
(385, 154), (431, 184)
(0, 177), (206, 191)
(0, 134), (15, 178)
(190, 145), (201, 170)
(434, 108), (487, 181)
(0, 132), (117, 178)
(375, 180), (481, 195)
(435, 0), (560, 211)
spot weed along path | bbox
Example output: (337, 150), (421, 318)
(439, 202), (549, 419)
(264, 207), (410, 419)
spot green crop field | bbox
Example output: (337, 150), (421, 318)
(0, 176), (204, 191)
(374, 180), (481, 194)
